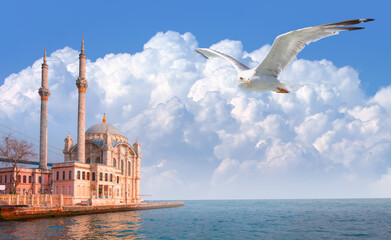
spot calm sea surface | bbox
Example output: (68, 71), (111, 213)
(1, 199), (391, 239)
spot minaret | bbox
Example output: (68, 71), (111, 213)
(102, 114), (112, 165)
(38, 47), (50, 169)
(76, 37), (88, 163)
(63, 132), (73, 162)
(63, 132), (73, 153)
(133, 138), (142, 201)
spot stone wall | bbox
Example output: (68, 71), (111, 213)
(0, 194), (73, 207)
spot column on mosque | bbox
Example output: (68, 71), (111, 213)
(76, 36), (88, 163)
(38, 47), (50, 170)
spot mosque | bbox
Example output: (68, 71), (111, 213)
(0, 38), (142, 205)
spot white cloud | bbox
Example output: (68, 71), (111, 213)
(1, 31), (391, 199)
(141, 160), (185, 200)
(370, 168), (391, 197)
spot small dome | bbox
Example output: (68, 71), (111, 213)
(86, 123), (122, 136)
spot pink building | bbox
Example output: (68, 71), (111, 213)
(0, 38), (142, 206)
(53, 116), (142, 205)
(0, 167), (51, 195)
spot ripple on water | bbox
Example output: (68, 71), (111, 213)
(1, 199), (391, 239)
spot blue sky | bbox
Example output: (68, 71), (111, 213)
(1, 1), (391, 199)
(0, 1), (389, 95)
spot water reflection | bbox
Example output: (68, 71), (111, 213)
(2, 200), (391, 239)
(1, 211), (143, 239)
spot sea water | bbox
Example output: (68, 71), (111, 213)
(1, 199), (391, 239)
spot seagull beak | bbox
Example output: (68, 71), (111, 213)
(244, 80), (250, 85)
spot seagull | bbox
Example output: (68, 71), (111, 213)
(196, 19), (374, 94)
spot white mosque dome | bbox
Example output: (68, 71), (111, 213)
(85, 123), (122, 136)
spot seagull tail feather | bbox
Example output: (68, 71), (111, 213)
(281, 82), (303, 88)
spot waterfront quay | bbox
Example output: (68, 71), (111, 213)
(0, 201), (184, 221)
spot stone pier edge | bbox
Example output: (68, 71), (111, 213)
(0, 201), (184, 221)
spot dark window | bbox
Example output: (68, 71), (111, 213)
(17, 175), (21, 182)
(4, 175), (7, 183)
(105, 173), (108, 181)
(117, 176), (119, 184)
(82, 172), (85, 180)
(92, 172), (96, 181)
(28, 176), (32, 183)
(0, 175), (2, 183)
(23, 175), (26, 183)
(62, 171), (65, 180)
(69, 171), (72, 180)
(38, 176), (42, 183)
(110, 174), (113, 182)
(77, 171), (81, 180)
(96, 157), (100, 164)
(86, 158), (91, 164)
(99, 172), (102, 181)
(121, 160), (124, 174)
(87, 172), (90, 180)
(128, 162), (131, 176)
(56, 171), (59, 180)
(113, 158), (116, 168)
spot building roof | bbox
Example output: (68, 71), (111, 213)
(87, 139), (133, 149)
(85, 123), (122, 136)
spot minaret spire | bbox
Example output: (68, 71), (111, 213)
(38, 47), (50, 169)
(76, 37), (88, 163)
(81, 35), (84, 54)
(43, 47), (47, 64)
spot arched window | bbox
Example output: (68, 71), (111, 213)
(82, 172), (85, 180)
(121, 160), (124, 174)
(92, 172), (96, 181)
(128, 162), (131, 176)
(86, 158), (91, 164)
(96, 157), (101, 164)
(87, 172), (90, 180)
(113, 158), (117, 168)
(23, 175), (26, 183)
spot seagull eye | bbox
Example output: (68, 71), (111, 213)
(240, 77), (244, 80)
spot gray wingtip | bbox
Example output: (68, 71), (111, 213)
(195, 48), (209, 59)
(323, 18), (375, 27)
(195, 48), (203, 54)
(362, 18), (375, 22)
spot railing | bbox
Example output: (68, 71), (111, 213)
(0, 194), (138, 207)
(0, 194), (73, 207)
(63, 195), (73, 206)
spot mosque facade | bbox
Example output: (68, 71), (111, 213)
(0, 38), (142, 205)
(54, 115), (142, 205)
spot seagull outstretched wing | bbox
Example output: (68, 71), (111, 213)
(195, 48), (250, 72)
(255, 18), (374, 78)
